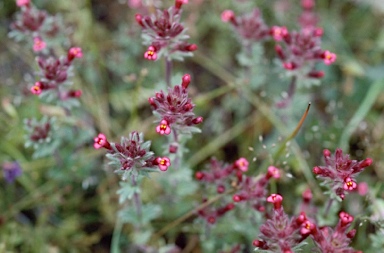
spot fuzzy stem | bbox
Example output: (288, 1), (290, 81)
(172, 128), (181, 170)
(324, 198), (334, 217)
(276, 76), (297, 108)
(165, 57), (172, 88)
(111, 219), (123, 253)
(132, 175), (142, 223)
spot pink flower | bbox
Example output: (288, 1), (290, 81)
(267, 166), (280, 179)
(322, 50), (336, 65)
(267, 193), (283, 209)
(144, 46), (157, 61)
(221, 10), (235, 23)
(67, 47), (83, 61)
(357, 182), (369, 196)
(343, 177), (357, 191)
(270, 26), (288, 41)
(94, 133), (111, 149)
(128, 0), (142, 8)
(16, 0), (30, 7)
(175, 0), (188, 9)
(339, 211), (354, 226)
(156, 119), (171, 135)
(30, 81), (43, 95)
(157, 157), (171, 171)
(301, 220), (315, 235)
(33, 37), (46, 52)
(234, 157), (249, 172)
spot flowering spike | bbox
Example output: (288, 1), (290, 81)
(322, 50), (337, 65)
(33, 37), (46, 52)
(156, 157), (171, 171)
(156, 119), (171, 135)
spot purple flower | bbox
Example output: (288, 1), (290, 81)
(2, 162), (22, 184)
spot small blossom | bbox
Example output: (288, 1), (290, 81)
(266, 166), (280, 179)
(175, 0), (188, 9)
(322, 50), (337, 65)
(301, 220), (315, 235)
(157, 157), (171, 171)
(156, 119), (171, 135)
(267, 193), (283, 209)
(67, 47), (83, 61)
(357, 182), (369, 196)
(33, 37), (46, 52)
(30, 81), (44, 95)
(271, 26), (288, 41)
(2, 162), (22, 184)
(144, 46), (157, 61)
(16, 0), (30, 7)
(339, 211), (354, 226)
(181, 74), (191, 89)
(234, 157), (249, 172)
(221, 10), (235, 23)
(343, 177), (357, 191)
(94, 133), (110, 149)
(67, 89), (82, 98)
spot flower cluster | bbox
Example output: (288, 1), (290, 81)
(197, 200), (235, 224)
(135, 0), (197, 61)
(195, 157), (249, 194)
(302, 211), (361, 253)
(24, 117), (52, 147)
(253, 194), (310, 252)
(254, 193), (361, 252)
(313, 148), (372, 200)
(149, 74), (203, 136)
(221, 8), (270, 43)
(11, 0), (63, 52)
(94, 132), (170, 178)
(29, 48), (83, 105)
(232, 166), (280, 211)
(272, 0), (336, 78)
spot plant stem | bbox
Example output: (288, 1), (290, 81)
(324, 198), (334, 217)
(165, 57), (172, 88)
(132, 176), (142, 223)
(111, 219), (123, 253)
(276, 76), (297, 108)
(172, 128), (181, 170)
